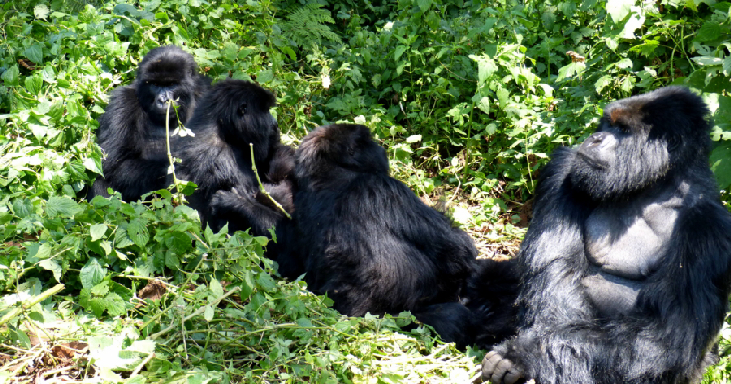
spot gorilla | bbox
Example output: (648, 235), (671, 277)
(274, 124), (517, 345)
(415, 258), (520, 350)
(89, 45), (211, 201)
(482, 87), (731, 384)
(172, 79), (294, 237)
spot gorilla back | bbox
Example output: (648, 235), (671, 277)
(90, 45), (210, 201)
(482, 87), (731, 384)
(277, 124), (477, 318)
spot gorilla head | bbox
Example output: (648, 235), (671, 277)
(191, 79), (279, 165)
(295, 124), (389, 189)
(134, 45), (202, 127)
(569, 87), (710, 200)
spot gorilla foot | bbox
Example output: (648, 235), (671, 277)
(481, 350), (526, 384)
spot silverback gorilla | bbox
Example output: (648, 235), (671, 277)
(275, 124), (488, 341)
(173, 79), (294, 236)
(482, 87), (731, 384)
(90, 45), (210, 201)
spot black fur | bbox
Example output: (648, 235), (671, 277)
(415, 258), (519, 349)
(482, 87), (731, 384)
(172, 79), (294, 236)
(275, 124), (478, 330)
(89, 45), (210, 201)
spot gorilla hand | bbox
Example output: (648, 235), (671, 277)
(482, 350), (526, 384)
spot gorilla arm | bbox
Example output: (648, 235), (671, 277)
(90, 87), (169, 200)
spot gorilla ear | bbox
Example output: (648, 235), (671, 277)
(238, 103), (248, 116)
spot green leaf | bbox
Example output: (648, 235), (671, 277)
(24, 44), (44, 65)
(394, 45), (408, 62)
(416, 0), (433, 11)
(257, 70), (274, 84)
(606, 0), (634, 23)
(91, 281), (110, 296)
(1, 65), (20, 86)
(694, 22), (721, 43)
(90, 224), (108, 241)
(711, 144), (731, 189)
(114, 227), (135, 248)
(204, 305), (214, 321)
(127, 220), (149, 247)
(46, 196), (82, 218)
(257, 273), (276, 292)
(39, 259), (62, 282)
(81, 258), (106, 289)
(103, 293), (127, 316)
(692, 56), (723, 67)
(210, 279), (224, 297)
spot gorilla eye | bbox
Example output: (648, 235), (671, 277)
(616, 123), (631, 133)
(238, 103), (248, 116)
(667, 135), (681, 152)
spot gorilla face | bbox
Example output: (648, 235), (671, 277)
(570, 119), (673, 201)
(568, 87), (710, 201)
(135, 46), (199, 127)
(193, 79), (279, 165)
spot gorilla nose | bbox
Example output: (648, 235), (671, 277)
(587, 132), (608, 146)
(156, 90), (176, 107)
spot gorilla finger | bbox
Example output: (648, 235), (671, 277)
(482, 351), (501, 378)
(503, 369), (524, 384)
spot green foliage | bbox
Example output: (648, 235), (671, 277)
(1, 0), (731, 381)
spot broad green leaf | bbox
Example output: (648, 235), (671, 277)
(210, 279), (224, 297)
(127, 220), (149, 247)
(81, 258), (106, 289)
(606, 0), (634, 23)
(692, 56), (723, 67)
(695, 22), (721, 43)
(257, 69), (274, 84)
(47, 196), (82, 218)
(394, 45), (408, 61)
(204, 305), (214, 321)
(39, 259), (62, 282)
(711, 144), (731, 189)
(90, 224), (108, 241)
(416, 0), (433, 11)
(1, 65), (19, 86)
(91, 281), (110, 296)
(24, 44), (44, 65)
(477, 96), (490, 114)
(103, 293), (127, 316)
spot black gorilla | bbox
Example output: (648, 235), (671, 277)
(276, 124), (480, 328)
(416, 258), (520, 349)
(89, 45), (211, 201)
(173, 79), (294, 236)
(482, 87), (731, 384)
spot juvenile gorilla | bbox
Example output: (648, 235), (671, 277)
(173, 79), (294, 236)
(90, 45), (210, 201)
(276, 124), (478, 324)
(416, 258), (520, 349)
(482, 87), (731, 384)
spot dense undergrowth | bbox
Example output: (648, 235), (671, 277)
(0, 0), (730, 382)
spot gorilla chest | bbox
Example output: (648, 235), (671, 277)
(581, 201), (680, 315)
